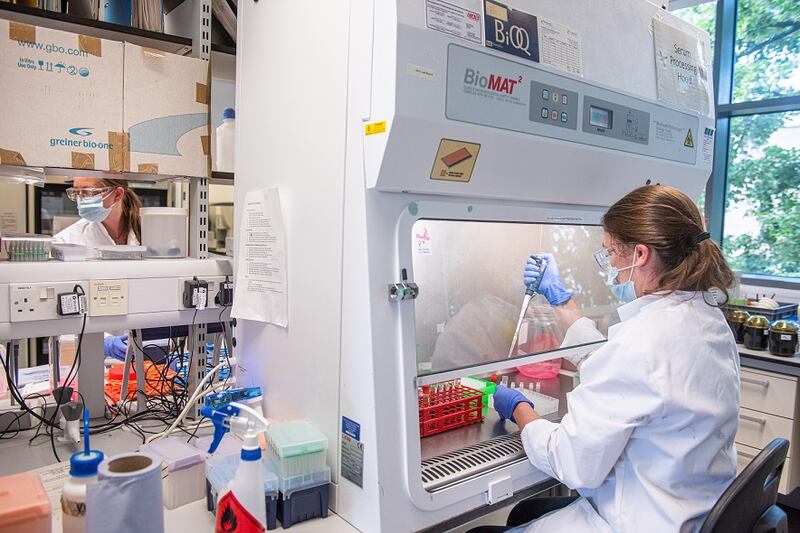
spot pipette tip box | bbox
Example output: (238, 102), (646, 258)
(141, 437), (206, 509)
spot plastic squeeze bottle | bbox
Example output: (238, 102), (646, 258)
(203, 402), (270, 532)
(61, 409), (104, 533)
(215, 107), (236, 172)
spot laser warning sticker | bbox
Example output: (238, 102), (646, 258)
(431, 139), (480, 182)
(364, 121), (387, 136)
(684, 128), (694, 147)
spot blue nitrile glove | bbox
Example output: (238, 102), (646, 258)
(493, 385), (534, 424)
(523, 253), (573, 306)
(104, 335), (128, 360)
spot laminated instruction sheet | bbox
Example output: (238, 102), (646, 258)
(231, 187), (288, 327)
(653, 19), (712, 115)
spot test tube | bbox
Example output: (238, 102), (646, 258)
(535, 382), (541, 392)
(501, 376), (508, 387)
(510, 381), (516, 389)
(528, 383), (534, 391)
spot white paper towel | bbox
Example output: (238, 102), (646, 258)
(86, 452), (165, 533)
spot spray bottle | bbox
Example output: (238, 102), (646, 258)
(202, 402), (270, 532)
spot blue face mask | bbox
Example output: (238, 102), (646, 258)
(77, 194), (113, 223)
(606, 254), (638, 303)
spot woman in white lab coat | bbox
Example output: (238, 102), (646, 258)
(53, 177), (143, 359)
(486, 185), (740, 533)
(53, 177), (142, 247)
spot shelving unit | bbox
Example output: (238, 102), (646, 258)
(211, 171), (234, 184)
(0, 2), (192, 54)
(0, 2), (235, 78)
(0, 0), (237, 420)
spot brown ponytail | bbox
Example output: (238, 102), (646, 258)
(601, 185), (735, 303)
(101, 179), (142, 244)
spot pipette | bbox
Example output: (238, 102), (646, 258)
(507, 255), (548, 358)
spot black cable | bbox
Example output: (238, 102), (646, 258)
(46, 296), (87, 462)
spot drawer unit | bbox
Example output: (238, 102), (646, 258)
(736, 407), (794, 455)
(736, 443), (791, 494)
(740, 369), (797, 419)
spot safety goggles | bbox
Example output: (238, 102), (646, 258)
(593, 248), (614, 273)
(65, 186), (114, 201)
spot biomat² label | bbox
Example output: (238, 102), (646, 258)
(462, 67), (525, 106)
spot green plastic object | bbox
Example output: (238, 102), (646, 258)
(462, 376), (496, 408)
(266, 420), (328, 458)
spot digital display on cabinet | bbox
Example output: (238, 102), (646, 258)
(589, 106), (612, 129)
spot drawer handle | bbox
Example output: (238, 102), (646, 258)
(739, 450), (757, 460)
(741, 377), (770, 388)
(741, 414), (767, 426)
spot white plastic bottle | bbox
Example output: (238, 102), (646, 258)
(225, 438), (266, 528)
(215, 107), (236, 172)
(209, 402), (269, 531)
(61, 449), (104, 533)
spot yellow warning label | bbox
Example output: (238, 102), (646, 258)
(684, 129), (694, 148)
(364, 121), (387, 136)
(430, 139), (481, 183)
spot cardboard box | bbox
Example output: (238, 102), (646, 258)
(124, 43), (210, 178)
(0, 20), (124, 171)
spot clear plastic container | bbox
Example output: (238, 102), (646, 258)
(51, 243), (88, 262)
(96, 245), (147, 260)
(2, 234), (52, 262)
(274, 465), (331, 497)
(206, 453), (279, 500)
(265, 420), (328, 478)
(141, 437), (206, 509)
(515, 305), (564, 379)
(140, 207), (188, 258)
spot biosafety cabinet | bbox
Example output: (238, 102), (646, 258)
(234, 0), (715, 531)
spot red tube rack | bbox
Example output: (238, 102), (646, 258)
(418, 384), (484, 437)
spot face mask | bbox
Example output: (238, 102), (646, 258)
(77, 194), (113, 223)
(606, 253), (638, 303)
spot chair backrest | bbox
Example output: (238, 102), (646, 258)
(699, 438), (790, 533)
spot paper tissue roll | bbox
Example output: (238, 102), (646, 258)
(86, 452), (164, 533)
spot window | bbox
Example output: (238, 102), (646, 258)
(733, 0), (800, 102)
(672, 1), (718, 56)
(725, 111), (800, 277)
(672, 0), (800, 281)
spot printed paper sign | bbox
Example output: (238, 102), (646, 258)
(231, 187), (288, 327)
(426, 0), (482, 44)
(653, 19), (712, 115)
(538, 18), (583, 76)
(484, 0), (540, 63)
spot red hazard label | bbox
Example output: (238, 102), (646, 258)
(215, 491), (265, 533)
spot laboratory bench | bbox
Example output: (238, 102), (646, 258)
(737, 344), (800, 496)
(0, 421), (357, 533)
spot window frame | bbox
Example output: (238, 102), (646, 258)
(701, 0), (800, 287)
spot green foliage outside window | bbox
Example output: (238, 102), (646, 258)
(675, 0), (800, 278)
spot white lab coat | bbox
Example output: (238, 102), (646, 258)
(52, 218), (139, 248)
(515, 291), (740, 533)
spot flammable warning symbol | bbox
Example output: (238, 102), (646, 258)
(684, 129), (694, 148)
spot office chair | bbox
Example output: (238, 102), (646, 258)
(700, 438), (790, 533)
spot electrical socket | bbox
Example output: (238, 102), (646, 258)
(10, 282), (88, 322)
